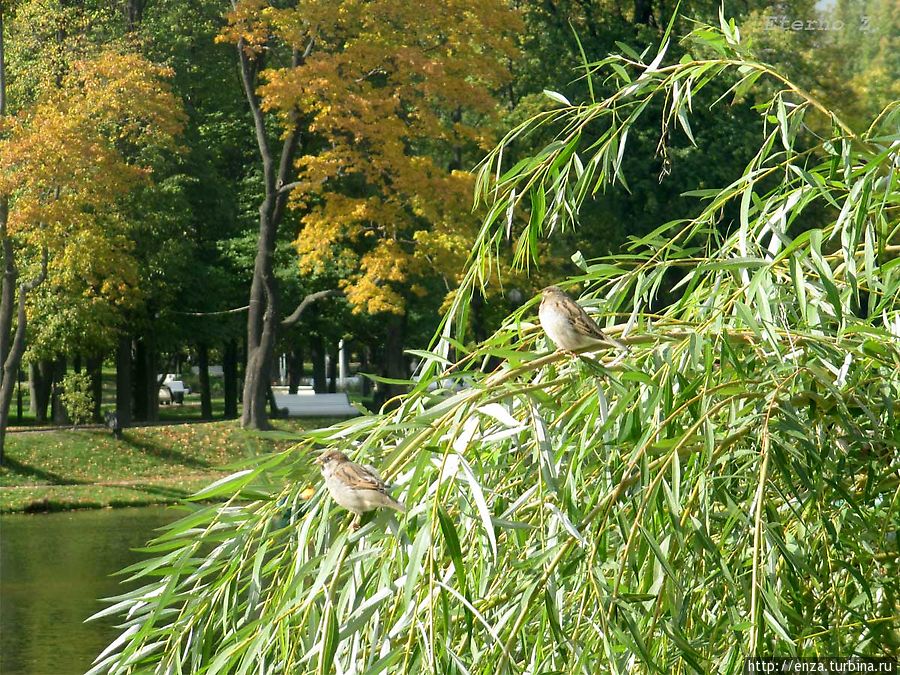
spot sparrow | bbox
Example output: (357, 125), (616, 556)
(539, 285), (629, 353)
(315, 450), (406, 528)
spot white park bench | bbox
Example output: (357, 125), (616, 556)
(273, 392), (360, 417)
(160, 375), (191, 404)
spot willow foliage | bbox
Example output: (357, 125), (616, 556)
(91, 17), (899, 674)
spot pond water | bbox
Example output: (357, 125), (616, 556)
(1, 506), (181, 675)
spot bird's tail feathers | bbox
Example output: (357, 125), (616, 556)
(606, 335), (631, 353)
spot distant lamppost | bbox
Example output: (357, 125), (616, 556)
(16, 368), (23, 423)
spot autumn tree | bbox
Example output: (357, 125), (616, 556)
(239, 0), (518, 404)
(0, 4), (182, 460)
(215, 0), (314, 430)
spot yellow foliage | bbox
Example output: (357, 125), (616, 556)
(216, 0), (274, 55)
(0, 47), (184, 330)
(223, 0), (521, 315)
(0, 49), (182, 240)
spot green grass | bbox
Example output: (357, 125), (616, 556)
(0, 418), (340, 513)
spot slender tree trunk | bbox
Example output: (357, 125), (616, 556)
(0, 8), (10, 460)
(266, 384), (281, 418)
(380, 314), (408, 407)
(240, 334), (247, 401)
(123, 0), (147, 32)
(223, 338), (238, 419)
(133, 339), (148, 420)
(51, 355), (67, 425)
(73, 354), (82, 373)
(241, 239), (277, 429)
(86, 353), (103, 422)
(0, 246), (47, 461)
(471, 288), (488, 343)
(28, 362), (39, 415)
(287, 346), (302, 394)
(145, 335), (159, 422)
(327, 344), (338, 393)
(197, 342), (212, 420)
(0, 233), (13, 455)
(234, 33), (307, 430)
(0, 11), (50, 458)
(115, 334), (132, 429)
(634, 0), (654, 25)
(385, 315), (408, 380)
(360, 345), (371, 397)
(0, 240), (14, 383)
(310, 335), (326, 393)
(15, 366), (22, 423)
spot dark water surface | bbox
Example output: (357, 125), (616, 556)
(1, 506), (180, 675)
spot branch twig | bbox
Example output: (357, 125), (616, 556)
(281, 289), (343, 327)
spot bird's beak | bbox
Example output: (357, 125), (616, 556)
(313, 455), (324, 466)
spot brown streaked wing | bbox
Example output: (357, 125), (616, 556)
(334, 461), (387, 492)
(566, 297), (608, 339)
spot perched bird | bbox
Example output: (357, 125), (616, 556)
(539, 285), (629, 353)
(315, 450), (405, 528)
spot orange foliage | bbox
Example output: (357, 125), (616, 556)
(222, 0), (520, 314)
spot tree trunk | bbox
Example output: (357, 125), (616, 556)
(197, 342), (212, 420)
(327, 344), (338, 393)
(385, 314), (407, 381)
(634, 0), (654, 25)
(123, 0), (147, 32)
(360, 345), (371, 397)
(0, 244), (48, 461)
(86, 354), (103, 422)
(145, 335), (159, 422)
(266, 384), (281, 418)
(310, 335), (326, 393)
(14, 366), (22, 423)
(471, 287), (488, 343)
(240, 334), (247, 399)
(32, 359), (53, 423)
(223, 338), (238, 419)
(376, 314), (408, 410)
(0, 241), (14, 388)
(133, 339), (148, 421)
(287, 345), (302, 394)
(115, 334), (132, 429)
(51, 355), (67, 425)
(235, 37), (305, 430)
(0, 14), (49, 453)
(133, 336), (159, 422)
(73, 354), (82, 373)
(28, 363), (38, 415)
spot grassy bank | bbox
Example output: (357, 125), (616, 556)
(0, 419), (336, 513)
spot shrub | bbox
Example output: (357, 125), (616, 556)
(60, 371), (94, 429)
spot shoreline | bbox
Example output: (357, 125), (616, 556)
(0, 418), (332, 514)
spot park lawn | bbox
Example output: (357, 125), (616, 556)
(0, 418), (338, 513)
